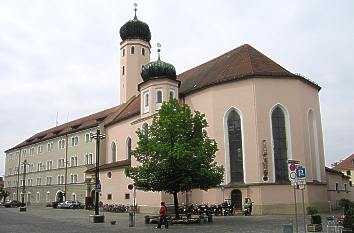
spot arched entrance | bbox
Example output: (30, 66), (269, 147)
(56, 190), (64, 202)
(231, 189), (242, 211)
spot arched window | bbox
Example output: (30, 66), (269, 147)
(142, 47), (145, 56)
(143, 92), (149, 113)
(169, 90), (175, 99)
(227, 110), (244, 183)
(122, 48), (125, 57)
(126, 137), (132, 159)
(122, 66), (125, 75)
(271, 106), (288, 182)
(156, 89), (163, 110)
(111, 142), (117, 162)
(308, 110), (320, 181)
(131, 46), (135, 54)
(142, 123), (148, 133)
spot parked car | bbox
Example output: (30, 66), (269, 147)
(4, 200), (23, 208)
(52, 201), (64, 208)
(57, 200), (83, 209)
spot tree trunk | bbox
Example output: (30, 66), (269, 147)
(173, 191), (179, 219)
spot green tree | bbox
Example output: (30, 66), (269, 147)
(125, 99), (224, 218)
(0, 187), (10, 203)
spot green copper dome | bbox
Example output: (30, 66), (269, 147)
(119, 15), (151, 42)
(141, 58), (176, 82)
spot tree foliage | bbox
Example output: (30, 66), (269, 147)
(0, 187), (10, 202)
(125, 99), (224, 217)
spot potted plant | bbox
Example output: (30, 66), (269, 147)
(306, 206), (322, 232)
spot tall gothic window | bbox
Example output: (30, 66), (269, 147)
(227, 110), (244, 183)
(131, 46), (135, 54)
(111, 142), (117, 162)
(272, 106), (288, 182)
(126, 137), (132, 159)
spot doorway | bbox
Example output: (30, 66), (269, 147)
(231, 189), (242, 211)
(56, 191), (64, 202)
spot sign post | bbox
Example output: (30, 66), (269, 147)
(297, 166), (307, 233)
(288, 160), (300, 233)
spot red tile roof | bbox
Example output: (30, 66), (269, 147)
(5, 105), (126, 152)
(6, 44), (321, 152)
(178, 44), (320, 95)
(334, 153), (354, 170)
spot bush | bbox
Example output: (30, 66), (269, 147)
(339, 198), (351, 214)
(306, 206), (318, 216)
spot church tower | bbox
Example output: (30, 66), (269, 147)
(119, 4), (151, 104)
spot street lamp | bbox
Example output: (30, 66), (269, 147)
(20, 159), (29, 212)
(90, 129), (105, 223)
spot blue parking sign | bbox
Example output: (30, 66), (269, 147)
(296, 167), (306, 178)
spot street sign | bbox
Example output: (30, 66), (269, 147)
(297, 179), (306, 185)
(296, 166), (306, 179)
(96, 183), (101, 192)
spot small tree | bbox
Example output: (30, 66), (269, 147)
(125, 99), (224, 218)
(0, 187), (9, 203)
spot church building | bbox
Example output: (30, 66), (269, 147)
(4, 6), (328, 214)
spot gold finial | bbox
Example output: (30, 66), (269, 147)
(157, 43), (161, 60)
(134, 3), (138, 19)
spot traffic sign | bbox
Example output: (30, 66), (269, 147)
(296, 167), (306, 179)
(96, 183), (101, 192)
(297, 179), (306, 185)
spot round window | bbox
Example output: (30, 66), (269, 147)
(107, 171), (112, 178)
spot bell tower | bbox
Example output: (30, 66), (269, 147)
(119, 3), (151, 104)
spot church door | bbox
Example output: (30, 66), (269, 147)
(231, 189), (242, 211)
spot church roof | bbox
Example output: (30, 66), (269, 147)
(178, 44), (321, 95)
(333, 153), (354, 170)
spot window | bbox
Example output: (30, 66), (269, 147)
(107, 194), (112, 200)
(335, 182), (339, 191)
(142, 123), (148, 133)
(37, 162), (43, 172)
(143, 92), (149, 113)
(27, 178), (32, 186)
(46, 177), (52, 185)
(37, 178), (42, 186)
(156, 89), (163, 110)
(111, 142), (117, 162)
(58, 159), (65, 168)
(36, 192), (40, 202)
(142, 47), (145, 56)
(347, 170), (351, 176)
(46, 192), (50, 202)
(70, 174), (78, 184)
(130, 46), (135, 54)
(107, 171), (112, 178)
(46, 161), (53, 170)
(227, 110), (244, 183)
(58, 139), (65, 149)
(29, 147), (34, 156)
(169, 90), (176, 99)
(71, 156), (78, 167)
(125, 193), (130, 199)
(22, 149), (26, 157)
(122, 48), (125, 56)
(71, 136), (79, 146)
(122, 66), (125, 75)
(48, 142), (54, 152)
(29, 164), (34, 172)
(57, 175), (64, 185)
(272, 106), (288, 183)
(85, 153), (93, 165)
(85, 133), (93, 143)
(126, 137), (132, 159)
(37, 145), (43, 154)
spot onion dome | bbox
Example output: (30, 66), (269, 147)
(141, 44), (176, 82)
(119, 4), (151, 42)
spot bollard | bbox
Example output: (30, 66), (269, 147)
(282, 224), (293, 233)
(144, 215), (150, 224)
(129, 212), (134, 227)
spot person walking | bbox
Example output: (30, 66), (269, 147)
(157, 202), (168, 229)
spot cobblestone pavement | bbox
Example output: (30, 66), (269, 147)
(0, 206), (342, 233)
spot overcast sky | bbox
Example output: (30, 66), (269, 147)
(1, 0), (353, 176)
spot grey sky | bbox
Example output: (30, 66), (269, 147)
(1, 0), (353, 176)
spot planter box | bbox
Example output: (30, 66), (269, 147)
(306, 224), (322, 232)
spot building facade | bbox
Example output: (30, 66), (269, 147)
(333, 153), (354, 186)
(5, 6), (331, 214)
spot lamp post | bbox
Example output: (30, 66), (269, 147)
(20, 159), (29, 212)
(90, 129), (105, 223)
